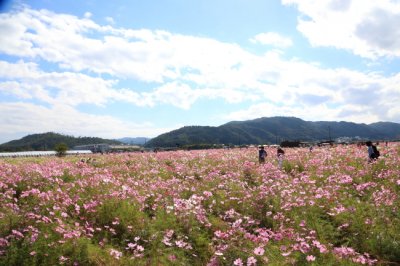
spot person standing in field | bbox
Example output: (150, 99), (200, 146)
(366, 141), (380, 163)
(277, 147), (285, 169)
(258, 145), (267, 164)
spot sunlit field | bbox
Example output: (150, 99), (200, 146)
(1, 143), (399, 265)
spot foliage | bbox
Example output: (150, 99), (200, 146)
(0, 132), (121, 152)
(183, 143), (224, 150)
(145, 117), (400, 147)
(280, 140), (301, 148)
(0, 143), (399, 265)
(54, 143), (68, 157)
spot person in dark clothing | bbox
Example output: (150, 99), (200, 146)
(277, 147), (285, 156)
(366, 141), (379, 162)
(258, 145), (267, 164)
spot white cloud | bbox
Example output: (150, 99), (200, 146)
(223, 64), (400, 124)
(0, 13), (35, 57)
(250, 32), (293, 48)
(0, 4), (399, 144)
(222, 102), (379, 124)
(149, 82), (201, 109)
(0, 81), (32, 99)
(281, 0), (400, 58)
(0, 7), (276, 91)
(105, 16), (115, 24)
(0, 60), (211, 109)
(0, 60), (129, 107)
(84, 12), (92, 18)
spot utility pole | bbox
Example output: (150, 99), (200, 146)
(328, 126), (331, 141)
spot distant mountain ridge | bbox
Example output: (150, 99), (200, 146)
(2, 117), (399, 151)
(0, 132), (122, 152)
(145, 117), (400, 147)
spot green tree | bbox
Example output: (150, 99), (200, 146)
(55, 142), (68, 157)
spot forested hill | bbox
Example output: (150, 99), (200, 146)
(2, 118), (399, 151)
(0, 132), (121, 152)
(145, 117), (400, 147)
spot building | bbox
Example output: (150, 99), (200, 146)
(0, 150), (92, 158)
(73, 144), (110, 153)
(109, 145), (142, 152)
(73, 144), (143, 153)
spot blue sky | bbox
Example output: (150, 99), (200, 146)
(1, 0), (400, 144)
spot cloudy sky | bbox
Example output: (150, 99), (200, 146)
(0, 0), (400, 144)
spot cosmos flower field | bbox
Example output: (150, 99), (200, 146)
(1, 143), (399, 265)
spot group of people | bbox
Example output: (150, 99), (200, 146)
(258, 145), (285, 168)
(258, 141), (381, 167)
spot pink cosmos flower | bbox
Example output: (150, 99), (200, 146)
(306, 255), (316, 262)
(127, 243), (136, 249)
(247, 256), (257, 266)
(233, 258), (243, 266)
(109, 249), (122, 260)
(338, 223), (349, 230)
(162, 238), (173, 246)
(59, 256), (69, 263)
(254, 246), (265, 256)
(168, 254), (177, 261)
(203, 191), (213, 197)
(175, 240), (186, 248)
(0, 238), (9, 247)
(12, 229), (24, 239)
(232, 219), (243, 228)
(30, 232), (38, 243)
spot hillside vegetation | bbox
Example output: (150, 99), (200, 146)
(145, 117), (400, 147)
(1, 117), (399, 151)
(0, 132), (121, 152)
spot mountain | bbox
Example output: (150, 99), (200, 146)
(145, 117), (400, 147)
(117, 137), (151, 145)
(369, 122), (400, 137)
(0, 132), (122, 152)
